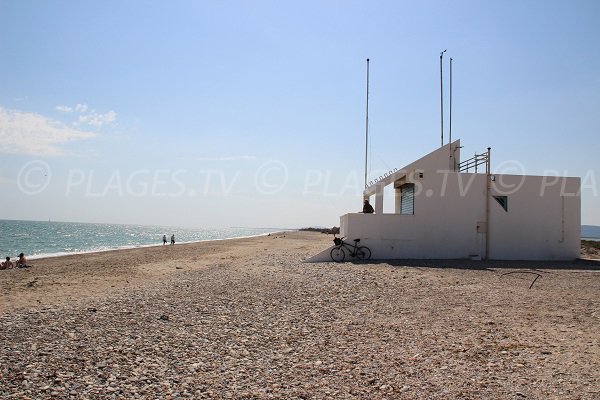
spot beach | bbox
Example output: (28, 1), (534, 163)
(1, 231), (599, 399)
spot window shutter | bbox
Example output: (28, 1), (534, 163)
(400, 184), (414, 215)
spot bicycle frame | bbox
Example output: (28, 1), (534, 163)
(338, 240), (361, 257)
(330, 236), (371, 262)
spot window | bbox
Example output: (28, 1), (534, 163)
(493, 195), (508, 212)
(400, 183), (415, 215)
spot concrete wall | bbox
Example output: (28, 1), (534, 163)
(343, 171), (487, 259)
(488, 174), (580, 260)
(340, 171), (580, 260)
(364, 140), (461, 200)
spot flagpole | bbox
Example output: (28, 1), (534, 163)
(449, 57), (453, 146)
(364, 58), (370, 189)
(440, 49), (446, 147)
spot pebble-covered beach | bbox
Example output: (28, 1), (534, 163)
(1, 232), (599, 399)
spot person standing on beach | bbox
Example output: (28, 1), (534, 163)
(163, 235), (167, 245)
(170, 234), (175, 245)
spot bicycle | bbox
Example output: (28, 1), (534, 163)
(330, 236), (371, 262)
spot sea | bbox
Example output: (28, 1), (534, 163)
(0, 219), (279, 260)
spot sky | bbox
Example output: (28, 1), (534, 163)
(0, 0), (599, 229)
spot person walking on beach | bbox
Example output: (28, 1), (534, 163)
(163, 235), (167, 245)
(170, 234), (175, 245)
(1, 257), (14, 270)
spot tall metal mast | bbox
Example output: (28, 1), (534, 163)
(449, 57), (453, 146)
(364, 58), (370, 189)
(440, 49), (446, 147)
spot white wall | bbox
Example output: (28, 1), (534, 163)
(364, 140), (461, 199)
(488, 175), (580, 260)
(344, 171), (488, 259)
(340, 171), (580, 260)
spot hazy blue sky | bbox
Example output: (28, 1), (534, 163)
(1, 0), (598, 228)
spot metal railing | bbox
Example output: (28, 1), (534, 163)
(458, 147), (490, 174)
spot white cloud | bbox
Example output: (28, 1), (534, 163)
(196, 155), (257, 161)
(56, 105), (74, 113)
(75, 103), (88, 113)
(78, 110), (117, 127)
(56, 103), (88, 113)
(55, 103), (116, 127)
(0, 107), (96, 156)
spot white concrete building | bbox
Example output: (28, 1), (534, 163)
(310, 140), (580, 261)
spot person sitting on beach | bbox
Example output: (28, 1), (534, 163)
(1, 256), (14, 270)
(17, 253), (29, 268)
(363, 199), (374, 214)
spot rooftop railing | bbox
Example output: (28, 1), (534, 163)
(458, 147), (491, 174)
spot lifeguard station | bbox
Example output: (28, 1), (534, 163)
(308, 140), (580, 261)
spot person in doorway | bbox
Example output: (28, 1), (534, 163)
(363, 199), (374, 214)
(163, 235), (167, 245)
(170, 234), (175, 245)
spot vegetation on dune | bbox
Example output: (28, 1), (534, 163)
(581, 240), (600, 258)
(300, 227), (340, 234)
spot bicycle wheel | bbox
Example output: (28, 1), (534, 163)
(330, 246), (346, 262)
(355, 246), (371, 260)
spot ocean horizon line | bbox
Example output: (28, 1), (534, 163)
(0, 218), (293, 231)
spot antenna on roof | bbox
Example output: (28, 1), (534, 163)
(364, 58), (370, 189)
(440, 49), (446, 147)
(449, 57), (453, 145)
